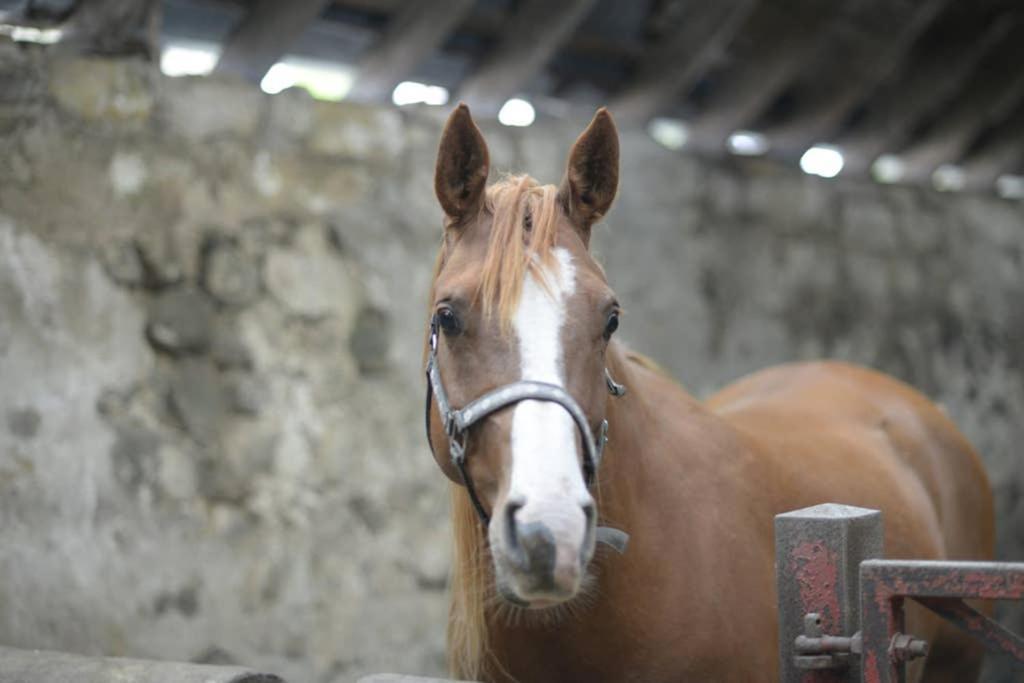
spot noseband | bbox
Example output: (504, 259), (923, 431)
(424, 316), (630, 554)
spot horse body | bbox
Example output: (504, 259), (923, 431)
(485, 353), (993, 682)
(426, 104), (993, 682)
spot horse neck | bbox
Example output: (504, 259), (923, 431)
(596, 344), (710, 518)
(475, 346), (749, 678)
(449, 344), (740, 681)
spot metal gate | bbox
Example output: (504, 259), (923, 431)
(776, 503), (1024, 683)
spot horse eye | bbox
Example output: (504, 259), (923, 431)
(437, 307), (461, 336)
(604, 312), (619, 340)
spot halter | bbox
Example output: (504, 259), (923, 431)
(424, 316), (630, 554)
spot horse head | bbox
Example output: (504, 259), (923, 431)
(426, 103), (620, 608)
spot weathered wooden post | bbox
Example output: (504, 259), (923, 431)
(775, 503), (883, 683)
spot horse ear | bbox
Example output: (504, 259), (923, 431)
(559, 108), (619, 233)
(435, 103), (490, 222)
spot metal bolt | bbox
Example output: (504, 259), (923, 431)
(890, 633), (929, 662)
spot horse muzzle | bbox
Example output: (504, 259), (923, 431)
(491, 495), (596, 606)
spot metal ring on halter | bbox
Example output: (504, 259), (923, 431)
(424, 315), (630, 554)
(606, 369), (626, 397)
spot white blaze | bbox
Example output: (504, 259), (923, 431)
(508, 248), (590, 514)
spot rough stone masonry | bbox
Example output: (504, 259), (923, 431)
(0, 46), (1022, 682)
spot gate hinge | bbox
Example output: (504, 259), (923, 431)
(794, 613), (927, 670)
(794, 613), (861, 669)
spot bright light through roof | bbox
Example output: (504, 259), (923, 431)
(995, 174), (1024, 200)
(391, 81), (450, 107)
(727, 130), (768, 156)
(498, 98), (536, 127)
(800, 145), (844, 178)
(0, 23), (63, 44)
(871, 154), (905, 184)
(260, 59), (354, 101)
(932, 164), (965, 192)
(647, 117), (689, 150)
(160, 42), (219, 77)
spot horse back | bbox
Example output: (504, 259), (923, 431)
(705, 360), (994, 563)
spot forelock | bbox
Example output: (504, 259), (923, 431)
(477, 174), (562, 332)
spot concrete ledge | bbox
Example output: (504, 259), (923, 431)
(357, 675), (474, 683)
(0, 646), (285, 683)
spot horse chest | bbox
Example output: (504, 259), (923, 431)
(487, 548), (778, 683)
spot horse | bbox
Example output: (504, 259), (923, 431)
(423, 103), (994, 682)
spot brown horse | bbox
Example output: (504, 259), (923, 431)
(424, 104), (994, 682)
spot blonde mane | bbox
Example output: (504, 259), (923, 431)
(447, 483), (492, 680)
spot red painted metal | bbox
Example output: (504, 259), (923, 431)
(777, 507), (1024, 683)
(859, 571), (904, 683)
(916, 597), (1024, 662)
(792, 541), (843, 635)
(860, 560), (1024, 683)
(775, 504), (882, 683)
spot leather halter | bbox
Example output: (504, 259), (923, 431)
(424, 316), (630, 554)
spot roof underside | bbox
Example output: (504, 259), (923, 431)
(3, 0), (1023, 189)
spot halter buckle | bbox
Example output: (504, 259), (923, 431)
(443, 412), (460, 439)
(449, 432), (467, 467)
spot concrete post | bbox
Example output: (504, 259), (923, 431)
(0, 646), (284, 683)
(358, 676), (475, 683)
(775, 503), (883, 683)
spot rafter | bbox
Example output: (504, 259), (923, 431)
(457, 0), (598, 115)
(757, 0), (948, 159)
(897, 18), (1024, 183)
(683, 0), (834, 154)
(958, 104), (1024, 190)
(347, 0), (475, 103)
(610, 0), (756, 125)
(835, 5), (1016, 176)
(214, 0), (332, 84)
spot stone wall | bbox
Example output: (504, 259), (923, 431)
(0, 49), (1022, 682)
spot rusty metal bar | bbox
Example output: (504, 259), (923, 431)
(860, 560), (1024, 600)
(860, 559), (1024, 683)
(777, 510), (1024, 683)
(916, 597), (1024, 664)
(859, 567), (905, 683)
(775, 503), (883, 683)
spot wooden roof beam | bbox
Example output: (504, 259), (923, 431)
(610, 0), (757, 125)
(457, 0), (598, 116)
(758, 0), (948, 159)
(958, 105), (1024, 191)
(683, 0), (834, 155)
(835, 8), (1015, 176)
(898, 21), (1024, 183)
(214, 0), (333, 84)
(347, 0), (476, 103)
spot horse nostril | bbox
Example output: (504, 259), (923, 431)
(581, 499), (596, 525)
(504, 496), (526, 567)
